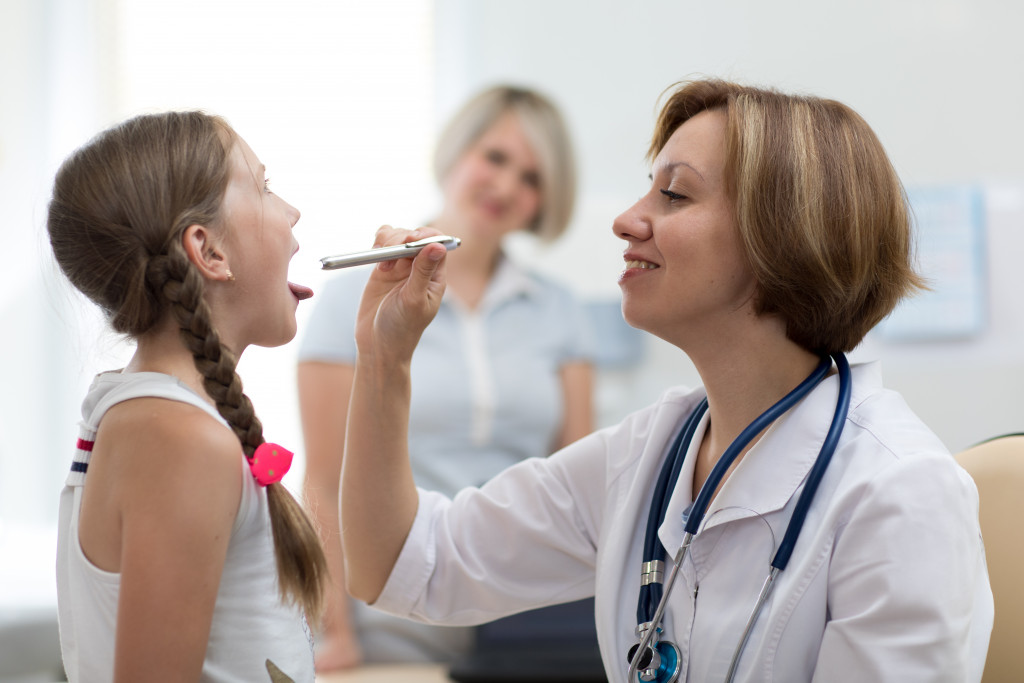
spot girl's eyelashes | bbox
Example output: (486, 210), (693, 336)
(263, 177), (272, 193)
(660, 189), (687, 201)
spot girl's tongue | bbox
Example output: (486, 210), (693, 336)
(288, 281), (314, 301)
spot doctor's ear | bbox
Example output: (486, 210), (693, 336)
(181, 224), (232, 282)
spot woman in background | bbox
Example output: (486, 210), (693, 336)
(298, 85), (595, 670)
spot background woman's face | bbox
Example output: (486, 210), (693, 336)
(442, 112), (542, 238)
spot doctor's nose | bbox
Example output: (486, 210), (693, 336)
(613, 200), (652, 243)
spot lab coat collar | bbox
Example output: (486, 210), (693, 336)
(657, 361), (884, 557)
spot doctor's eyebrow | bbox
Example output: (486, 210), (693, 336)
(649, 161), (706, 183)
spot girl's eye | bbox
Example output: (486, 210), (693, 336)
(263, 177), (273, 193)
(660, 189), (686, 201)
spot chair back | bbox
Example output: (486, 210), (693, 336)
(956, 435), (1024, 682)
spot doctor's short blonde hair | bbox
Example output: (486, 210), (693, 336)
(433, 85), (577, 243)
(649, 78), (926, 354)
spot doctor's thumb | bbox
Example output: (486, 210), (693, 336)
(419, 243), (446, 273)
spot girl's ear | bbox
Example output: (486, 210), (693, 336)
(182, 224), (232, 282)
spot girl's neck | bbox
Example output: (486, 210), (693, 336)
(123, 318), (220, 405)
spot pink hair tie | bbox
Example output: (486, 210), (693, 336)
(249, 442), (293, 486)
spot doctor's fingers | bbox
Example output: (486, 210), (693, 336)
(396, 244), (446, 321)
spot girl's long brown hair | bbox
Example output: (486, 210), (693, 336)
(47, 111), (326, 621)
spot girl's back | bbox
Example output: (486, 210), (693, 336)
(58, 371), (314, 682)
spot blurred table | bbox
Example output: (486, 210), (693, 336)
(316, 664), (450, 682)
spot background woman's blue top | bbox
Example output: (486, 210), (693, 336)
(298, 254), (596, 497)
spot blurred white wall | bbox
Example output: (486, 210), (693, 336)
(0, 0), (116, 529)
(1, 3), (115, 676)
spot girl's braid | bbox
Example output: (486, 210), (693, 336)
(146, 244), (263, 456)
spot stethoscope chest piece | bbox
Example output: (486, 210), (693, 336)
(627, 626), (681, 683)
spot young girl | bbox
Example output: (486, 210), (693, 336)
(49, 111), (327, 682)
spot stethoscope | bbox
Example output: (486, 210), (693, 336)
(627, 353), (852, 683)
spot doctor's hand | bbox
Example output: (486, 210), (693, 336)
(354, 225), (448, 364)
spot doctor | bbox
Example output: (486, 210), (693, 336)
(340, 79), (993, 682)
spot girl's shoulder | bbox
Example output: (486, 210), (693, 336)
(100, 395), (240, 460)
(99, 394), (241, 482)
(89, 379), (244, 520)
(78, 380), (244, 576)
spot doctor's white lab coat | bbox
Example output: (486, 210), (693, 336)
(373, 362), (993, 682)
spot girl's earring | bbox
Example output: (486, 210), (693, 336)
(226, 269), (235, 282)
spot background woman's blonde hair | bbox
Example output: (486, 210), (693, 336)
(47, 111), (327, 622)
(433, 85), (577, 242)
(649, 78), (926, 354)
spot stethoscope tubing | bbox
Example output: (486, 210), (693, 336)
(637, 355), (832, 625)
(638, 400), (706, 623)
(772, 353), (851, 571)
(723, 566), (779, 683)
(629, 353), (852, 683)
(723, 354), (851, 682)
(628, 532), (692, 682)
(685, 355), (833, 537)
